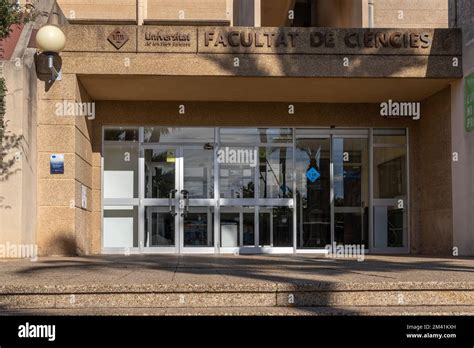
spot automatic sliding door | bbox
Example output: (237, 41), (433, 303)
(332, 137), (369, 246)
(295, 138), (331, 248)
(295, 133), (369, 250)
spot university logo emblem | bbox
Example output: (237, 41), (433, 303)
(306, 167), (320, 183)
(108, 29), (129, 49)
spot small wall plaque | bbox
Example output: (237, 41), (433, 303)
(50, 154), (64, 174)
(81, 184), (87, 209)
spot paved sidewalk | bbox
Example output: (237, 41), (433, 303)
(3, 306), (474, 316)
(1, 254), (473, 288)
(1, 255), (474, 315)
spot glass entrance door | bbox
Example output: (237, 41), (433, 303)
(296, 137), (331, 248)
(104, 127), (408, 254)
(180, 147), (215, 253)
(296, 131), (369, 250)
(143, 146), (179, 252)
(142, 145), (215, 253)
(371, 129), (408, 253)
(332, 137), (369, 246)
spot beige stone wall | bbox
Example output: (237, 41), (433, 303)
(56, 0), (234, 24)
(146, 0), (229, 21)
(36, 72), (95, 256)
(57, 0), (137, 21)
(411, 87), (453, 255)
(313, 0), (364, 27)
(374, 0), (449, 28)
(450, 0), (474, 256)
(0, 61), (37, 251)
(52, 0), (452, 28)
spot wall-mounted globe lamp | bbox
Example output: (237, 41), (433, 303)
(35, 25), (66, 81)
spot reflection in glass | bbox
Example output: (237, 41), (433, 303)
(145, 207), (175, 247)
(335, 213), (368, 245)
(388, 207), (404, 247)
(104, 128), (139, 142)
(373, 132), (408, 249)
(258, 128), (293, 143)
(373, 129), (406, 146)
(220, 128), (292, 144)
(145, 149), (175, 199)
(373, 135), (406, 145)
(272, 207), (293, 247)
(373, 147), (407, 199)
(296, 138), (330, 248)
(183, 207), (214, 247)
(220, 128), (259, 143)
(374, 205), (407, 248)
(259, 211), (271, 246)
(259, 207), (293, 247)
(333, 138), (369, 245)
(183, 148), (214, 199)
(243, 212), (255, 246)
(219, 147), (255, 198)
(259, 147), (293, 198)
(144, 127), (214, 143)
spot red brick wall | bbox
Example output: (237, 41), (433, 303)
(0, 24), (24, 60)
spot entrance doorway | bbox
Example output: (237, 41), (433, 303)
(143, 145), (215, 253)
(295, 130), (369, 250)
(101, 127), (409, 254)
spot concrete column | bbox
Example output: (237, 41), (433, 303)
(35, 72), (94, 256)
(450, 0), (474, 256)
(226, 0), (234, 25)
(137, 0), (145, 25)
(451, 79), (474, 256)
(367, 0), (374, 28)
(254, 0), (261, 27)
(0, 61), (37, 251)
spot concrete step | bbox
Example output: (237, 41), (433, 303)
(2, 306), (474, 316)
(1, 282), (474, 310)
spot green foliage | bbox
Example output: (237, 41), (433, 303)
(0, 0), (36, 180)
(0, 0), (37, 39)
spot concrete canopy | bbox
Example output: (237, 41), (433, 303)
(78, 75), (455, 103)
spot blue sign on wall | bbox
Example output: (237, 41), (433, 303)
(50, 154), (65, 174)
(306, 167), (320, 183)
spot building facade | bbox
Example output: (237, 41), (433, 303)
(1, 0), (473, 256)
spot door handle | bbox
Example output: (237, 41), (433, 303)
(169, 189), (177, 216)
(180, 190), (189, 217)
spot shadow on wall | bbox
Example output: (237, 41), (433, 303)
(203, 27), (439, 80)
(39, 234), (78, 256)
(0, 77), (23, 187)
(0, 125), (23, 185)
